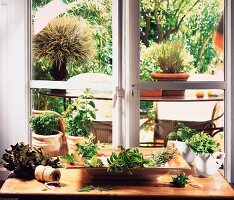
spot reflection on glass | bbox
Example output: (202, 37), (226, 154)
(140, 0), (224, 82)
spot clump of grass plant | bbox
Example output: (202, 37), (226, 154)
(33, 16), (96, 79)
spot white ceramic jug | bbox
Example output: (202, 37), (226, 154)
(194, 152), (225, 177)
(167, 140), (195, 164)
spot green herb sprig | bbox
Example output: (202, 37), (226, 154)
(62, 153), (77, 164)
(148, 149), (176, 167)
(188, 132), (218, 155)
(107, 146), (149, 174)
(76, 134), (99, 160)
(83, 156), (103, 167)
(167, 123), (198, 142)
(171, 173), (190, 188)
(77, 185), (111, 192)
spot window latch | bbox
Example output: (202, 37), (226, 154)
(131, 84), (139, 96)
(113, 87), (125, 107)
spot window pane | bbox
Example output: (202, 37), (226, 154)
(32, 0), (112, 81)
(31, 88), (113, 154)
(140, 89), (225, 174)
(140, 0), (224, 82)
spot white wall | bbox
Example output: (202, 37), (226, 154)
(0, 0), (29, 159)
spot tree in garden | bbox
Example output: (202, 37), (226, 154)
(140, 0), (205, 46)
(177, 0), (222, 73)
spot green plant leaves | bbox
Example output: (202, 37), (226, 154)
(76, 134), (99, 160)
(2, 142), (60, 178)
(77, 185), (111, 192)
(171, 173), (190, 188)
(63, 89), (97, 137)
(188, 132), (218, 155)
(29, 112), (59, 135)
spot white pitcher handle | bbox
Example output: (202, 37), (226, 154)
(212, 152), (225, 169)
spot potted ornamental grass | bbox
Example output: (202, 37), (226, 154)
(188, 132), (225, 177)
(33, 16), (96, 81)
(149, 40), (193, 96)
(29, 112), (63, 156)
(63, 89), (97, 156)
(167, 123), (198, 164)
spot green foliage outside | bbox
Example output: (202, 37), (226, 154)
(176, 0), (222, 73)
(32, 0), (223, 113)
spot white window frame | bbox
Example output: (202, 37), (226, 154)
(28, 0), (234, 182)
(124, 0), (234, 183)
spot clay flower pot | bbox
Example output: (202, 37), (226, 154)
(66, 135), (86, 162)
(32, 131), (63, 157)
(151, 72), (190, 96)
(140, 89), (162, 97)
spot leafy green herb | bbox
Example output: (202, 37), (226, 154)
(29, 112), (59, 135)
(107, 146), (149, 174)
(2, 142), (60, 178)
(167, 123), (198, 142)
(171, 173), (190, 188)
(42, 189), (47, 191)
(77, 185), (96, 192)
(148, 149), (176, 167)
(76, 134), (99, 160)
(83, 156), (103, 167)
(77, 185), (111, 192)
(63, 88), (97, 137)
(188, 132), (218, 155)
(62, 153), (77, 164)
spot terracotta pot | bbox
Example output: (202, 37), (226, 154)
(66, 135), (85, 162)
(151, 72), (190, 96)
(32, 131), (63, 157)
(140, 89), (162, 97)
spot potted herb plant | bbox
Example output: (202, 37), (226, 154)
(29, 112), (63, 156)
(63, 89), (97, 155)
(149, 40), (193, 96)
(188, 132), (225, 177)
(33, 16), (96, 81)
(167, 123), (197, 164)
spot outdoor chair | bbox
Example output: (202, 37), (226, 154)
(153, 101), (224, 147)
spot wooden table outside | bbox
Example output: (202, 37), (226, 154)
(0, 166), (233, 200)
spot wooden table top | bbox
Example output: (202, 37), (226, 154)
(0, 166), (233, 200)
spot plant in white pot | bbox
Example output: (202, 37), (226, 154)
(167, 123), (197, 164)
(29, 112), (63, 157)
(188, 132), (224, 177)
(63, 89), (97, 157)
(149, 40), (193, 96)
